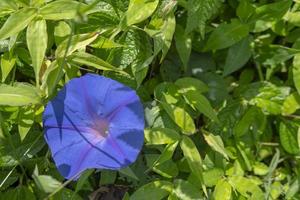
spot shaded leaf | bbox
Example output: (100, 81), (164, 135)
(204, 20), (249, 51)
(180, 136), (207, 195)
(130, 181), (173, 200)
(223, 36), (252, 76)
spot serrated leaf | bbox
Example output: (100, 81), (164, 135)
(27, 19), (47, 86)
(0, 8), (37, 40)
(144, 128), (181, 145)
(0, 83), (41, 106)
(126, 0), (159, 26)
(202, 129), (229, 160)
(204, 20), (249, 51)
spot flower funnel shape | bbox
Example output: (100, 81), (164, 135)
(43, 74), (144, 179)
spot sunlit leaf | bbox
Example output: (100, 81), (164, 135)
(0, 8), (37, 40)
(27, 19), (47, 86)
(0, 83), (41, 106)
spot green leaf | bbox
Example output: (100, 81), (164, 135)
(75, 169), (93, 192)
(254, 0), (292, 21)
(151, 142), (178, 168)
(0, 83), (41, 106)
(91, 36), (123, 49)
(0, 1), (17, 17)
(68, 52), (123, 73)
(253, 162), (269, 176)
(100, 170), (117, 185)
(202, 168), (224, 187)
(145, 13), (176, 61)
(213, 179), (232, 200)
(1, 51), (16, 82)
(282, 92), (300, 115)
(54, 21), (72, 46)
(172, 179), (203, 200)
(126, 0), (159, 26)
(175, 25), (192, 70)
(293, 54), (300, 95)
(144, 128), (181, 145)
(236, 0), (255, 22)
(183, 90), (218, 122)
(40, 0), (86, 20)
(223, 36), (252, 76)
(26, 19), (47, 86)
(153, 160), (178, 178)
(0, 8), (37, 40)
(243, 82), (290, 115)
(234, 106), (266, 137)
(18, 108), (34, 141)
(161, 102), (196, 135)
(175, 77), (208, 93)
(119, 167), (139, 181)
(228, 176), (264, 200)
(279, 121), (300, 154)
(204, 20), (249, 51)
(56, 33), (98, 58)
(285, 12), (300, 27)
(202, 129), (229, 160)
(186, 0), (222, 37)
(33, 167), (62, 193)
(41, 60), (64, 96)
(130, 181), (173, 200)
(0, 186), (35, 200)
(180, 136), (207, 195)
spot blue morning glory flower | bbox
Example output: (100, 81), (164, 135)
(43, 73), (144, 179)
